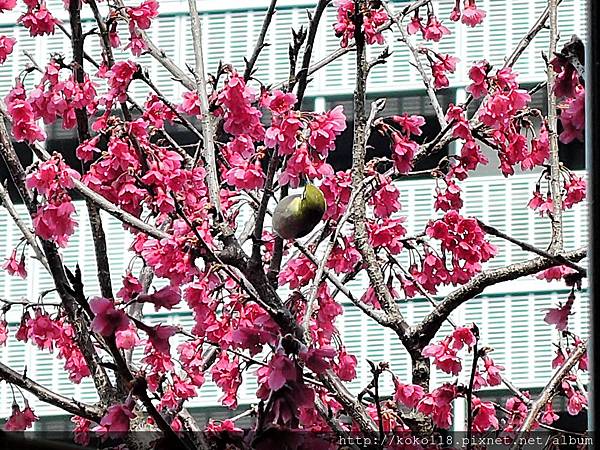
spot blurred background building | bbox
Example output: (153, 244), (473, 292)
(0, 0), (589, 431)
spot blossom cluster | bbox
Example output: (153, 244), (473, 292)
(333, 0), (389, 48)
(26, 154), (80, 247)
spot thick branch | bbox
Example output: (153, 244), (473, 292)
(68, 0), (114, 300)
(350, 25), (409, 334)
(547, 0), (563, 252)
(412, 247), (587, 346)
(0, 362), (103, 422)
(187, 0), (222, 218)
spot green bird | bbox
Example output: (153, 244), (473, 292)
(272, 183), (326, 240)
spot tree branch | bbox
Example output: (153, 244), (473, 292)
(244, 0), (278, 81)
(385, 1), (447, 128)
(187, 0), (222, 219)
(478, 220), (586, 275)
(293, 0), (331, 108)
(546, 0), (563, 252)
(412, 247), (587, 346)
(0, 362), (103, 422)
(68, 0), (114, 300)
(350, 28), (409, 334)
(0, 182), (50, 273)
(510, 342), (587, 450)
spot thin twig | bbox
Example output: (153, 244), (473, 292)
(510, 343), (587, 450)
(0, 183), (50, 272)
(478, 220), (586, 275)
(384, 1), (447, 127)
(244, 0), (278, 81)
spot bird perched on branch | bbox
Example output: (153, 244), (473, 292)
(272, 183), (326, 240)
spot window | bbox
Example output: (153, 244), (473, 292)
(322, 91), (454, 173)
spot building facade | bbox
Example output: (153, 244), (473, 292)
(0, 0), (589, 429)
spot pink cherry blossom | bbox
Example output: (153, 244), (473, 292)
(391, 132), (418, 173)
(450, 326), (476, 350)
(178, 90), (202, 116)
(217, 72), (264, 141)
(126, 0), (159, 30)
(394, 379), (425, 409)
(0, 35), (15, 64)
(321, 170), (352, 221)
(278, 255), (316, 289)
(4, 402), (38, 431)
(422, 338), (462, 375)
(27, 310), (61, 351)
(267, 352), (297, 391)
(466, 60), (490, 98)
(368, 218), (407, 255)
(2, 249), (27, 278)
(0, 0), (16, 12)
(137, 285), (181, 311)
(126, 29), (147, 56)
(544, 293), (575, 331)
(417, 383), (457, 429)
(94, 401), (135, 435)
(224, 157), (265, 190)
(117, 272), (144, 301)
(471, 397), (498, 432)
(18, 4), (60, 37)
(326, 237), (361, 275)
(212, 353), (242, 408)
(146, 324), (178, 354)
(72, 416), (91, 446)
(262, 89), (296, 115)
(564, 175), (586, 209)
(461, 1), (486, 27)
(5, 98), (46, 143)
(422, 15), (450, 42)
(334, 348), (357, 381)
(551, 54), (581, 99)
(407, 15), (423, 35)
(300, 346), (336, 375)
(333, 0), (388, 47)
(371, 176), (402, 219)
(558, 86), (585, 144)
(0, 320), (7, 346)
(536, 265), (577, 283)
(90, 297), (130, 336)
(115, 324), (141, 350)
(483, 356), (503, 386)
(541, 402), (559, 425)
(206, 418), (243, 434)
(566, 389), (587, 416)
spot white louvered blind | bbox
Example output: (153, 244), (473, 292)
(0, 0), (587, 100)
(0, 171), (588, 417)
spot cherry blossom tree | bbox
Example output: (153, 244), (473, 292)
(0, 0), (589, 448)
